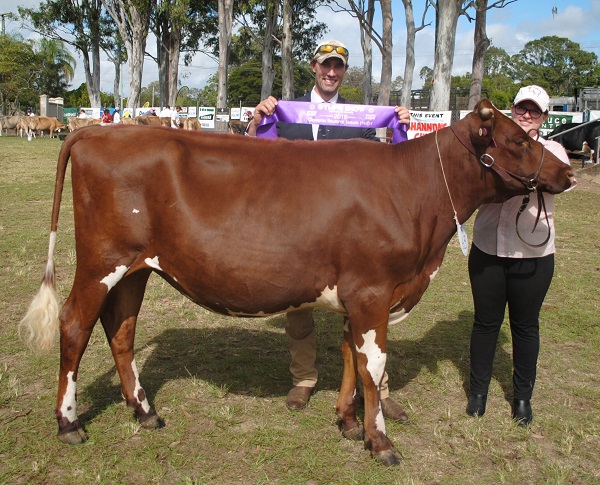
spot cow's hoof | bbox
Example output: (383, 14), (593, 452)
(373, 448), (402, 467)
(139, 413), (165, 429)
(58, 428), (88, 445)
(342, 425), (364, 441)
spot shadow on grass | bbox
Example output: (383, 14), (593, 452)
(79, 310), (514, 425)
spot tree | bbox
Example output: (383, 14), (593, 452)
(468, 0), (517, 109)
(102, 0), (152, 110)
(512, 36), (599, 96)
(399, 0), (430, 107)
(484, 46), (512, 77)
(35, 37), (77, 97)
(429, 0), (470, 110)
(0, 35), (38, 112)
(19, 0), (105, 107)
(216, 0), (234, 129)
(281, 0), (294, 99)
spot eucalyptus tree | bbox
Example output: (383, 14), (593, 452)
(102, 0), (152, 110)
(19, 0), (105, 107)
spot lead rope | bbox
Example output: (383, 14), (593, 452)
(435, 131), (469, 256)
(515, 191), (551, 247)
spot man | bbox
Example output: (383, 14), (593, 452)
(246, 39), (411, 422)
(171, 106), (182, 129)
(113, 107), (121, 124)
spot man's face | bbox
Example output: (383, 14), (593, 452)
(311, 58), (347, 101)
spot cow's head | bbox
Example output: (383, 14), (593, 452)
(465, 99), (575, 197)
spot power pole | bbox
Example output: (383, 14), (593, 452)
(1, 12), (13, 35)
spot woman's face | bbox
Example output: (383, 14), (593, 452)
(511, 100), (548, 136)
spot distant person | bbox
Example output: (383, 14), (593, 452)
(78, 109), (88, 119)
(101, 109), (112, 124)
(466, 85), (572, 427)
(113, 107), (121, 124)
(149, 108), (157, 116)
(171, 106), (182, 129)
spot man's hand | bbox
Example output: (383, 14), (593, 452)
(395, 106), (410, 125)
(246, 96), (278, 136)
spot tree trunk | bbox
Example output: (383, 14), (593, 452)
(281, 0), (294, 100)
(167, 30), (181, 107)
(377, 0), (393, 106)
(102, 0), (151, 110)
(468, 0), (489, 109)
(217, 0), (233, 130)
(360, 0), (375, 104)
(400, 0), (417, 108)
(430, 0), (460, 110)
(261, 0), (279, 100)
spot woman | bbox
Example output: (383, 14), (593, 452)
(466, 85), (571, 426)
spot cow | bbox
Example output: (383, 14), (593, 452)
(68, 117), (102, 132)
(1, 115), (23, 136)
(548, 119), (600, 161)
(135, 115), (170, 127)
(19, 99), (574, 466)
(228, 119), (249, 134)
(22, 116), (67, 138)
(182, 117), (201, 131)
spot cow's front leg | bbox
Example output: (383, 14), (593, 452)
(354, 325), (401, 466)
(336, 318), (363, 440)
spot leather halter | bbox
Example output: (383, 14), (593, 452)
(450, 124), (545, 191)
(450, 124), (551, 247)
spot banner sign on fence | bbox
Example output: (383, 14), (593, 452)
(408, 111), (452, 139)
(197, 107), (216, 129)
(256, 101), (408, 144)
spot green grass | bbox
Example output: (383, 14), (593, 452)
(1, 136), (599, 483)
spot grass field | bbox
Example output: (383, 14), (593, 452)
(1, 136), (598, 484)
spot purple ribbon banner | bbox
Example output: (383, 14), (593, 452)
(256, 100), (408, 144)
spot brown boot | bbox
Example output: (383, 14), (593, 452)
(286, 386), (313, 411)
(381, 397), (409, 423)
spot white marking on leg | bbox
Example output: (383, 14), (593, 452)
(375, 403), (385, 432)
(429, 267), (440, 281)
(60, 371), (77, 422)
(100, 265), (129, 291)
(131, 359), (151, 413)
(144, 256), (162, 271)
(132, 208), (140, 214)
(356, 329), (387, 432)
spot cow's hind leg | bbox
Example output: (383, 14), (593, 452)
(56, 285), (109, 444)
(337, 318), (363, 441)
(99, 269), (164, 429)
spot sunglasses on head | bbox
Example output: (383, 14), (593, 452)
(315, 44), (349, 58)
(514, 104), (543, 119)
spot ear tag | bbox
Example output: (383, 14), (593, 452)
(479, 127), (487, 137)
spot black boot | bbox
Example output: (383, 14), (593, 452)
(512, 399), (532, 427)
(466, 393), (487, 417)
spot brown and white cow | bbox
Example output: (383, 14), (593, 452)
(20, 99), (575, 466)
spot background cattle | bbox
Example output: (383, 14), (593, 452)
(1, 115), (23, 136)
(548, 119), (600, 162)
(182, 118), (201, 131)
(26, 116), (67, 138)
(135, 115), (169, 127)
(68, 118), (102, 132)
(228, 119), (249, 134)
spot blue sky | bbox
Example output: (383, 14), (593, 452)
(2, 0), (599, 93)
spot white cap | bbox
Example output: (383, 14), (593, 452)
(513, 85), (549, 112)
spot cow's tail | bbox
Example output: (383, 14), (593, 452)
(19, 132), (76, 352)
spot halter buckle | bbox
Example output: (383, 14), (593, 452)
(479, 153), (495, 168)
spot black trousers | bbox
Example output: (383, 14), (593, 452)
(468, 244), (554, 400)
